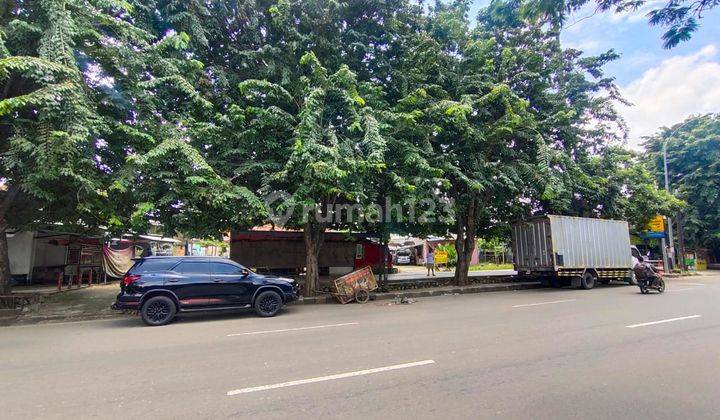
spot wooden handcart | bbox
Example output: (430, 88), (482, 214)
(332, 266), (378, 304)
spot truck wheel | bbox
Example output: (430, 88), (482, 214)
(580, 272), (596, 290)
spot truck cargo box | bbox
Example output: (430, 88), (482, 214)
(511, 215), (632, 281)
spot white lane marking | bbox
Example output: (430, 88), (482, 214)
(512, 299), (577, 308)
(227, 322), (359, 336)
(626, 315), (701, 329)
(227, 360), (435, 395)
(675, 282), (705, 286)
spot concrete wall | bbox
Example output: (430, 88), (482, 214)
(8, 231), (35, 276)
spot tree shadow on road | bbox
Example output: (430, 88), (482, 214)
(101, 305), (304, 328)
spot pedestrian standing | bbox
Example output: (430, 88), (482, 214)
(426, 249), (436, 277)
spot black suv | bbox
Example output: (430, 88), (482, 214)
(111, 256), (299, 326)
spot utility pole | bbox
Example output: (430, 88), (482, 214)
(662, 118), (696, 272)
(663, 140), (675, 270)
(661, 236), (669, 274)
(677, 212), (686, 271)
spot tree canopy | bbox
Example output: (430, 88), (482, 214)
(0, 0), (693, 294)
(643, 114), (720, 251)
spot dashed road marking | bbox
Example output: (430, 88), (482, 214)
(626, 315), (701, 329)
(227, 322), (359, 336)
(227, 360), (436, 395)
(512, 299), (577, 308)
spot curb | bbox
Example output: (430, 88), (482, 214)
(4, 313), (131, 326)
(293, 281), (542, 305)
(5, 282), (542, 325)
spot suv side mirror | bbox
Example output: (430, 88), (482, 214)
(638, 256), (644, 263)
(241, 268), (250, 277)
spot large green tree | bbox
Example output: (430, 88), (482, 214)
(272, 53), (387, 295)
(387, 1), (548, 285)
(643, 114), (720, 253)
(395, 0), (629, 285)
(154, 0), (422, 293)
(0, 0), (233, 293)
(549, 145), (684, 231)
(0, 0), (154, 293)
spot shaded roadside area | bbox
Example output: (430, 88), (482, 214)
(1, 275), (533, 326)
(1, 283), (132, 326)
(2, 271), (712, 327)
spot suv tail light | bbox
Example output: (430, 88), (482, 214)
(122, 274), (141, 287)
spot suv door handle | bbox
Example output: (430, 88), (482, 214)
(167, 279), (179, 282)
(213, 278), (223, 283)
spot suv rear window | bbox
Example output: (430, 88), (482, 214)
(129, 259), (178, 274)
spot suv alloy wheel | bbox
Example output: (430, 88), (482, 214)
(141, 296), (177, 326)
(254, 290), (283, 317)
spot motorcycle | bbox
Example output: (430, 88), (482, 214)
(634, 258), (665, 294)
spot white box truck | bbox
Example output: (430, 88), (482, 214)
(511, 215), (636, 289)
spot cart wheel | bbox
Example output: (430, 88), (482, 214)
(355, 289), (370, 304)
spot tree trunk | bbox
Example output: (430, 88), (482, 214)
(0, 224), (11, 296)
(303, 220), (325, 297)
(0, 185), (19, 296)
(453, 198), (476, 286)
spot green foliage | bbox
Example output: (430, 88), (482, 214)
(0, 0), (668, 293)
(0, 0), (230, 240)
(643, 114), (720, 249)
(277, 56), (388, 229)
(540, 145), (685, 232)
(469, 262), (514, 271)
(523, 0), (717, 48)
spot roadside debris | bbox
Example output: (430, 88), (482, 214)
(392, 296), (415, 305)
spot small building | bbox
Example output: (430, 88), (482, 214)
(230, 226), (391, 277)
(8, 231), (185, 285)
(389, 235), (481, 266)
(108, 235), (182, 257)
(8, 230), (103, 286)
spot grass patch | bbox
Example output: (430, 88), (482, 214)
(468, 263), (514, 271)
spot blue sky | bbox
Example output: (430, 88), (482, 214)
(470, 1), (720, 149)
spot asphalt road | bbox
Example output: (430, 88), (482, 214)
(2, 272), (720, 419)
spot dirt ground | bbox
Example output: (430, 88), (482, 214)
(3, 283), (130, 325)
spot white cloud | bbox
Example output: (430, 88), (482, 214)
(563, 39), (602, 54)
(607, 0), (664, 24)
(619, 45), (720, 149)
(623, 51), (658, 67)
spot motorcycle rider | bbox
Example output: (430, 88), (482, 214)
(633, 256), (660, 288)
